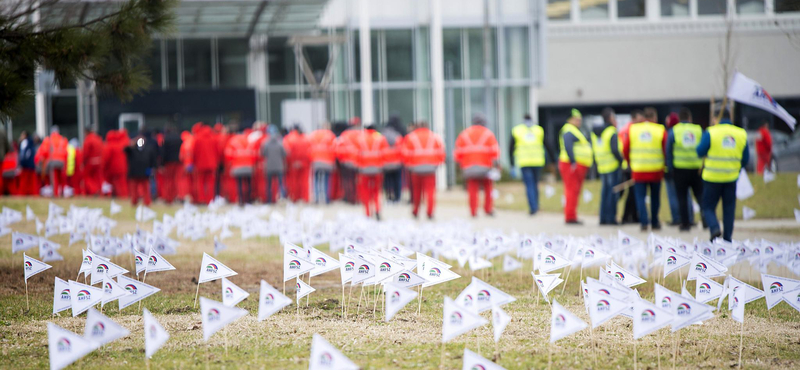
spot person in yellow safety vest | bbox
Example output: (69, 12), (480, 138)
(696, 111), (749, 242)
(666, 108), (706, 232)
(591, 108), (623, 225)
(558, 109), (592, 225)
(622, 107), (667, 231)
(509, 113), (547, 215)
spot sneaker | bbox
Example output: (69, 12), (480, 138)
(652, 223), (662, 231)
(376, 213), (381, 221)
(710, 230), (722, 242)
(640, 224), (648, 232)
(679, 225), (691, 232)
(566, 220), (583, 225)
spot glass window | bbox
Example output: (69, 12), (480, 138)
(385, 30), (414, 82)
(269, 91), (295, 127)
(371, 31), (380, 82)
(776, 0), (800, 12)
(352, 31), (361, 83)
(581, 0), (610, 19)
(504, 27), (529, 80)
(183, 39), (212, 89)
(618, 0), (646, 17)
(736, 0), (765, 14)
(443, 29), (462, 81)
(698, 0), (727, 15)
(547, 0), (571, 20)
(304, 45), (330, 84)
(268, 37), (295, 85)
(9, 98), (36, 141)
(415, 87), (431, 122)
(661, 0), (690, 16)
(145, 40), (162, 90)
(503, 87), (529, 129)
(51, 96), (78, 139)
(386, 89), (415, 126)
(166, 39), (178, 89)
(468, 87), (496, 126)
(466, 28), (496, 80)
(415, 27), (431, 82)
(351, 31), (379, 83)
(218, 38), (248, 88)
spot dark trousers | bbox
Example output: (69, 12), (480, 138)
(599, 169), (621, 223)
(266, 173), (286, 204)
(702, 180), (736, 242)
(521, 167), (541, 214)
(341, 166), (357, 204)
(236, 175), (252, 206)
(383, 168), (403, 202)
(634, 181), (661, 227)
(620, 171), (639, 224)
(674, 168), (704, 228)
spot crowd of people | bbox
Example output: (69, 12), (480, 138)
(0, 104), (755, 241)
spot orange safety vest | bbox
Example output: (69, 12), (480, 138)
(382, 136), (403, 170)
(308, 129), (336, 166)
(402, 127), (445, 172)
(225, 134), (256, 170)
(336, 129), (359, 166)
(355, 129), (388, 174)
(454, 125), (498, 169)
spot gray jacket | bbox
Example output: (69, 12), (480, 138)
(261, 136), (286, 175)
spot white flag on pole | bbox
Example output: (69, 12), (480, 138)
(53, 277), (72, 314)
(781, 287), (800, 313)
(258, 280), (292, 321)
(550, 299), (587, 343)
(742, 206), (756, 221)
(442, 296), (488, 343)
(309, 248), (340, 277)
(350, 256), (376, 285)
(670, 294), (713, 332)
(655, 283), (678, 311)
(12, 231), (38, 253)
(695, 275), (725, 304)
(90, 258), (128, 285)
(503, 255), (522, 272)
(145, 247), (176, 273)
(199, 297), (248, 341)
(731, 283), (746, 323)
(24, 253), (52, 281)
(135, 205), (156, 222)
(726, 277), (765, 310)
(533, 273), (563, 303)
(296, 279), (316, 302)
(48, 202), (64, 218)
(48, 322), (99, 370)
(462, 348), (507, 370)
(736, 169), (755, 200)
(69, 280), (104, 317)
(198, 253), (238, 284)
(384, 283), (418, 322)
(384, 269), (427, 289)
(283, 253), (316, 282)
(581, 247), (611, 268)
(308, 334), (360, 370)
(143, 308), (169, 359)
(686, 253), (727, 281)
(221, 277), (249, 307)
(83, 307), (130, 346)
(388, 241), (414, 257)
(457, 277), (516, 313)
(26, 205), (35, 221)
(587, 289), (630, 328)
(492, 304), (511, 343)
(663, 247), (691, 278)
(133, 248), (147, 276)
(109, 201), (122, 215)
(338, 253), (355, 286)
(632, 298), (673, 339)
(101, 273), (132, 307)
(538, 246), (571, 273)
(726, 72), (796, 130)
(117, 274), (161, 310)
(213, 237), (227, 255)
(607, 260), (646, 287)
(760, 274), (800, 310)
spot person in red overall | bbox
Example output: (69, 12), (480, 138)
(308, 125), (336, 204)
(283, 126), (311, 202)
(354, 124), (389, 219)
(2, 143), (18, 195)
(225, 130), (257, 205)
(401, 121), (445, 219)
(160, 125), (182, 204)
(192, 123), (220, 204)
(248, 123), (268, 202)
(103, 129), (129, 198)
(35, 126), (69, 197)
(454, 114), (499, 217)
(178, 130), (194, 201)
(82, 127), (104, 195)
(336, 120), (360, 204)
(755, 121), (772, 175)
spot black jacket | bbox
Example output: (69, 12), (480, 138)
(161, 131), (182, 164)
(125, 136), (158, 179)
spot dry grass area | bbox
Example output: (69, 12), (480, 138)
(1, 197), (800, 369)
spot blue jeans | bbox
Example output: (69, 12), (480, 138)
(599, 170), (621, 223)
(702, 181), (736, 241)
(314, 169), (330, 204)
(520, 167), (541, 214)
(665, 178), (680, 223)
(634, 181), (661, 227)
(266, 173), (286, 203)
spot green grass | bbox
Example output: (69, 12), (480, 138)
(1, 198), (799, 369)
(495, 172), (800, 220)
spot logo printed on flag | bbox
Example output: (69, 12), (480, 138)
(677, 303), (691, 316)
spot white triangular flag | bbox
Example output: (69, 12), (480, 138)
(79, 249), (106, 278)
(309, 334), (360, 370)
(258, 280), (292, 321)
(617, 230), (643, 248)
(296, 279), (316, 302)
(384, 269), (427, 289)
(442, 296), (488, 343)
(464, 277), (516, 313)
(742, 206), (756, 221)
(135, 204), (156, 222)
(469, 256), (493, 271)
(492, 304), (511, 343)
(686, 253), (727, 281)
(199, 297), (248, 341)
(533, 273), (563, 303)
(670, 294), (712, 332)
(102, 273), (132, 306)
(587, 289), (631, 328)
(143, 308), (169, 359)
(145, 247), (176, 273)
(48, 322), (99, 370)
(69, 280), (103, 317)
(655, 283), (678, 311)
(309, 248), (340, 277)
(12, 231), (38, 253)
(133, 248), (147, 276)
(283, 254), (316, 282)
(90, 258), (128, 285)
(633, 298), (673, 339)
(351, 257), (377, 285)
(53, 277), (72, 314)
(607, 261), (646, 287)
(544, 184), (555, 198)
(695, 276), (725, 304)
(198, 253), (238, 284)
(727, 277), (764, 310)
(582, 189), (593, 203)
(83, 308), (130, 345)
(36, 217), (44, 235)
(338, 253), (355, 286)
(581, 246), (611, 268)
(221, 277), (249, 307)
(760, 274), (800, 310)
(539, 247), (572, 273)
(388, 241), (414, 257)
(736, 169), (755, 200)
(781, 287), (800, 313)
(731, 281), (746, 323)
(69, 232), (83, 247)
(117, 274), (161, 310)
(764, 169), (775, 184)
(384, 283), (418, 321)
(26, 205), (35, 221)
(795, 209), (800, 223)
(550, 299), (587, 343)
(48, 202), (64, 218)
(462, 348), (507, 370)
(663, 247), (692, 278)
(503, 255), (522, 272)
(24, 253), (52, 281)
(213, 237), (227, 256)
(109, 201), (122, 215)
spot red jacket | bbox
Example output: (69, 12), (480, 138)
(102, 130), (129, 176)
(283, 131), (310, 169)
(354, 129), (388, 174)
(335, 129), (359, 167)
(756, 126), (772, 158)
(192, 125), (220, 171)
(83, 132), (104, 168)
(402, 127), (445, 171)
(454, 125), (498, 169)
(225, 133), (256, 170)
(382, 136), (403, 169)
(308, 129), (336, 166)
(35, 132), (69, 167)
(179, 131), (194, 170)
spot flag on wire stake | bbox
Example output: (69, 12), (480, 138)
(83, 307), (130, 346)
(110, 200), (122, 215)
(587, 289), (630, 328)
(199, 297), (247, 341)
(53, 277), (72, 315)
(384, 269), (426, 289)
(283, 253), (316, 282)
(538, 246), (571, 273)
(198, 253), (238, 284)
(532, 272), (562, 303)
(384, 283), (418, 322)
(632, 298), (673, 339)
(442, 296), (488, 343)
(117, 274), (161, 311)
(503, 254), (522, 272)
(296, 279), (316, 303)
(69, 280), (103, 317)
(133, 248), (147, 276)
(781, 287), (800, 313)
(663, 247), (691, 278)
(760, 274), (800, 310)
(12, 231), (38, 253)
(26, 205), (35, 221)
(309, 248), (340, 277)
(695, 275), (725, 304)
(102, 273), (132, 307)
(308, 334), (360, 370)
(258, 280), (292, 321)
(213, 237), (227, 256)
(221, 277), (249, 307)
(24, 253), (51, 281)
(550, 299), (587, 343)
(607, 260), (646, 287)
(686, 253), (727, 281)
(48, 322), (99, 370)
(145, 247), (176, 273)
(90, 257), (128, 285)
(143, 308), (170, 359)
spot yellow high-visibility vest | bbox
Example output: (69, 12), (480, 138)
(559, 123), (593, 167)
(702, 124), (747, 183)
(671, 122), (703, 170)
(591, 126), (619, 174)
(66, 145), (76, 176)
(628, 122), (665, 173)
(511, 124), (545, 167)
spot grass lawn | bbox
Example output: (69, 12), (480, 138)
(1, 197), (799, 369)
(495, 172), (800, 221)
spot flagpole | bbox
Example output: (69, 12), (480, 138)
(439, 342), (446, 370)
(737, 317), (745, 369)
(417, 285), (424, 315)
(547, 342), (552, 370)
(633, 335), (638, 370)
(657, 338), (661, 370)
(193, 282), (201, 308)
(577, 266), (583, 296)
(306, 273), (311, 307)
(372, 284), (379, 316)
(560, 265), (572, 295)
(139, 270), (148, 311)
(25, 280), (29, 311)
(356, 283), (364, 316)
(590, 326), (598, 369)
(341, 284), (345, 320)
(672, 330), (679, 370)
